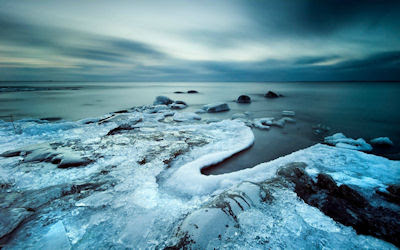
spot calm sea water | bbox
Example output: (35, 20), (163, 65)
(1, 81), (399, 173)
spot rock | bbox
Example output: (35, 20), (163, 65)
(264, 91), (280, 98)
(173, 112), (201, 122)
(187, 90), (198, 94)
(237, 95), (251, 103)
(317, 173), (338, 193)
(174, 100), (187, 106)
(106, 124), (136, 136)
(282, 110), (295, 116)
(202, 103), (230, 113)
(57, 156), (92, 168)
(370, 137), (394, 147)
(114, 109), (128, 114)
(170, 103), (186, 110)
(174, 91), (184, 94)
(153, 96), (173, 105)
(271, 118), (286, 128)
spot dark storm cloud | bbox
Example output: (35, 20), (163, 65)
(1, 0), (400, 81)
(242, 0), (400, 36)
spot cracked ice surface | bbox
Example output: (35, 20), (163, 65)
(0, 106), (399, 249)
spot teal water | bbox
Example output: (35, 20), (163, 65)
(1, 81), (399, 173)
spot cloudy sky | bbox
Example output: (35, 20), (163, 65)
(0, 0), (399, 81)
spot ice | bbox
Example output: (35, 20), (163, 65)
(0, 105), (399, 249)
(172, 112), (201, 122)
(202, 102), (230, 113)
(282, 110), (295, 116)
(370, 137), (394, 146)
(253, 117), (273, 129)
(325, 133), (373, 151)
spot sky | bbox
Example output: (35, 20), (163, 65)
(0, 0), (399, 82)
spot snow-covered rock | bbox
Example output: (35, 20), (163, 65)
(172, 112), (201, 122)
(253, 118), (273, 129)
(202, 102), (230, 113)
(324, 133), (373, 151)
(370, 137), (394, 147)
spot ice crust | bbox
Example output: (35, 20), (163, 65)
(0, 106), (398, 249)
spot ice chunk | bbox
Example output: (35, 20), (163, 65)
(370, 137), (394, 147)
(253, 118), (273, 129)
(35, 221), (71, 250)
(325, 133), (372, 151)
(282, 110), (295, 116)
(172, 112), (201, 122)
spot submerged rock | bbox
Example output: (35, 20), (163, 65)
(153, 96), (173, 105)
(237, 95), (251, 103)
(174, 91), (184, 94)
(202, 103), (230, 113)
(187, 90), (198, 94)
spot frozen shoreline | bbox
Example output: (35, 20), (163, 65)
(0, 104), (399, 249)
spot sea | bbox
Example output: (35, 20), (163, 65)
(1, 81), (399, 174)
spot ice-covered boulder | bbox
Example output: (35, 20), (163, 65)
(170, 101), (187, 110)
(231, 113), (247, 120)
(253, 118), (273, 129)
(264, 91), (281, 98)
(370, 137), (394, 147)
(324, 133), (372, 151)
(237, 95), (251, 103)
(173, 112), (201, 122)
(153, 96), (173, 105)
(202, 102), (230, 113)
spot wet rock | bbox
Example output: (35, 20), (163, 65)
(174, 91), (184, 94)
(237, 95), (251, 103)
(187, 90), (198, 94)
(317, 173), (338, 193)
(377, 184), (400, 205)
(57, 156), (93, 168)
(264, 91), (281, 98)
(114, 109), (128, 114)
(202, 103), (230, 113)
(106, 124), (136, 136)
(153, 96), (173, 105)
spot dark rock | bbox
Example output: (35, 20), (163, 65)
(264, 91), (279, 98)
(57, 157), (92, 168)
(114, 109), (128, 114)
(388, 184), (400, 196)
(106, 124), (135, 136)
(338, 184), (368, 208)
(317, 173), (338, 193)
(187, 90), (198, 94)
(202, 103), (230, 113)
(377, 184), (400, 205)
(174, 91), (184, 94)
(174, 100), (187, 106)
(40, 117), (62, 122)
(153, 96), (173, 105)
(237, 95), (251, 103)
(0, 149), (22, 157)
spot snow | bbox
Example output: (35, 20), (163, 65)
(324, 133), (373, 151)
(0, 105), (398, 249)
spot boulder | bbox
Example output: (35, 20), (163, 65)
(202, 103), (230, 113)
(174, 91), (184, 94)
(264, 91), (280, 98)
(187, 90), (198, 94)
(153, 96), (173, 105)
(237, 95), (251, 103)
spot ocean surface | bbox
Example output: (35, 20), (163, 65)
(1, 81), (399, 173)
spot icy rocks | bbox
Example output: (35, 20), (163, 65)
(237, 95), (251, 103)
(0, 143), (93, 168)
(264, 91), (281, 98)
(170, 182), (271, 249)
(170, 101), (187, 110)
(202, 102), (230, 113)
(324, 133), (372, 151)
(276, 162), (400, 247)
(153, 96), (173, 105)
(173, 112), (201, 122)
(0, 208), (33, 240)
(370, 137), (394, 147)
(253, 118), (273, 129)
